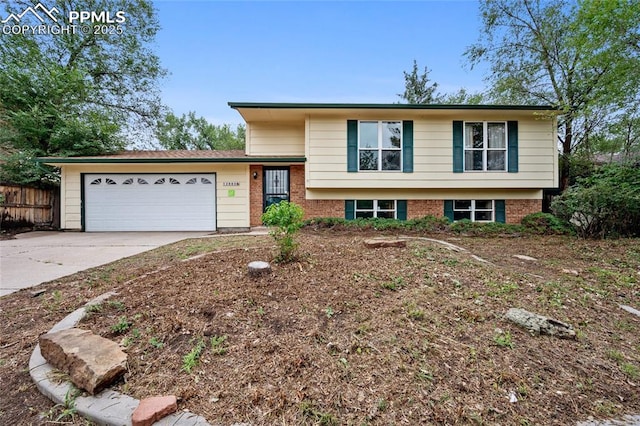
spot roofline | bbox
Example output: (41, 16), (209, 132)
(228, 102), (559, 111)
(37, 157), (307, 164)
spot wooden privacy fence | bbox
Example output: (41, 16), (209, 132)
(0, 184), (59, 229)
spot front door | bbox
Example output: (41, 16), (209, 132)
(263, 167), (290, 211)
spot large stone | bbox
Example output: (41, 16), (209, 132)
(364, 238), (407, 249)
(248, 261), (271, 277)
(132, 395), (178, 426)
(512, 254), (537, 261)
(39, 328), (127, 394)
(505, 308), (576, 339)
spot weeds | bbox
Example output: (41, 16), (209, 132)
(110, 316), (131, 334)
(43, 386), (80, 422)
(381, 276), (405, 291)
(149, 337), (164, 349)
(493, 331), (515, 349)
(209, 335), (228, 355)
(182, 338), (206, 373)
(299, 400), (337, 425)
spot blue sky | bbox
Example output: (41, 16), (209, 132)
(154, 0), (488, 126)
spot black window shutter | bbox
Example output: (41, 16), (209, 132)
(397, 200), (407, 220)
(345, 200), (355, 220)
(347, 120), (358, 172)
(495, 200), (506, 223)
(453, 121), (464, 173)
(402, 121), (413, 173)
(444, 200), (454, 221)
(507, 121), (518, 173)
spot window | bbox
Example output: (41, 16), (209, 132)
(355, 200), (396, 219)
(122, 178), (133, 185)
(453, 200), (494, 222)
(464, 122), (506, 171)
(201, 178), (212, 184)
(154, 178), (165, 184)
(186, 178), (197, 184)
(90, 178), (102, 185)
(137, 178), (148, 184)
(105, 178), (116, 185)
(358, 121), (402, 171)
(169, 178), (180, 184)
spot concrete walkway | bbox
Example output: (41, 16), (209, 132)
(0, 231), (210, 297)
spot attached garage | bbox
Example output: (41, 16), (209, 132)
(83, 173), (216, 231)
(39, 150), (306, 232)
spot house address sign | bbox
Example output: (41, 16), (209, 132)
(222, 182), (240, 187)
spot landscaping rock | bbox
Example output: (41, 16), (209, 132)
(364, 238), (407, 249)
(131, 395), (178, 426)
(505, 308), (576, 339)
(512, 254), (537, 261)
(248, 261), (271, 277)
(38, 328), (127, 394)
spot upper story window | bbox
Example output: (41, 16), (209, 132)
(464, 122), (507, 171)
(358, 121), (402, 171)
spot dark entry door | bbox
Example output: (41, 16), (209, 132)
(263, 167), (290, 211)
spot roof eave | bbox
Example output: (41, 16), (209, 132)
(37, 157), (307, 165)
(228, 102), (559, 111)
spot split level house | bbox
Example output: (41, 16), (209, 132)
(40, 103), (559, 232)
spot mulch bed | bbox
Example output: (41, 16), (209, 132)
(1, 230), (639, 425)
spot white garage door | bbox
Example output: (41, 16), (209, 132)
(84, 174), (216, 231)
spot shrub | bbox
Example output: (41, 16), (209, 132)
(450, 219), (524, 236)
(261, 201), (305, 262)
(552, 163), (640, 238)
(303, 215), (449, 233)
(520, 212), (571, 235)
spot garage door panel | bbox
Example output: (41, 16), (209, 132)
(84, 174), (216, 231)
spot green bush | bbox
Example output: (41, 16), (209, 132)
(520, 212), (571, 235)
(551, 164), (640, 238)
(449, 219), (524, 236)
(261, 201), (305, 262)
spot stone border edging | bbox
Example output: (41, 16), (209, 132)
(29, 291), (211, 426)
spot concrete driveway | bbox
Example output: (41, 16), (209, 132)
(0, 231), (209, 297)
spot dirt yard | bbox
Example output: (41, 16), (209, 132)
(1, 230), (639, 425)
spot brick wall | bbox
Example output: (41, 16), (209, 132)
(506, 199), (541, 224)
(407, 200), (444, 219)
(249, 165), (263, 226)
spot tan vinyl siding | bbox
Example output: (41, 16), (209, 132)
(58, 164), (249, 230)
(305, 116), (557, 189)
(246, 122), (304, 156)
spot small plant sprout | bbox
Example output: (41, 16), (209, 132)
(209, 335), (228, 355)
(110, 316), (131, 334)
(493, 331), (515, 349)
(149, 337), (164, 349)
(182, 338), (206, 373)
(325, 306), (334, 318)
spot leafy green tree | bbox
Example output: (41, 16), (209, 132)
(155, 112), (245, 150)
(398, 60), (484, 104)
(0, 0), (166, 186)
(465, 0), (640, 188)
(397, 60), (439, 104)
